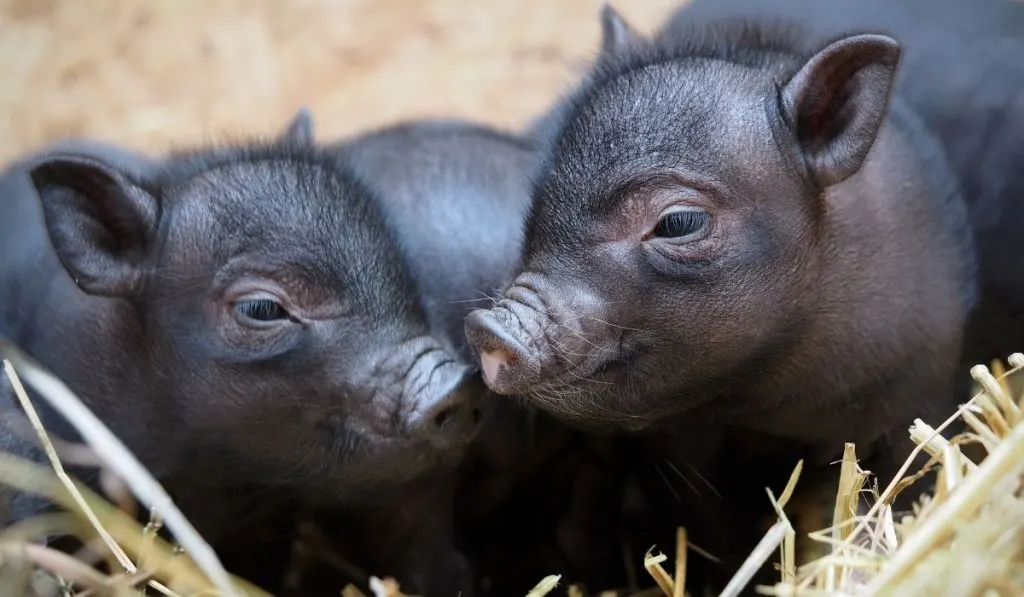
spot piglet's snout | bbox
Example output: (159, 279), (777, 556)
(465, 308), (540, 394)
(405, 357), (483, 449)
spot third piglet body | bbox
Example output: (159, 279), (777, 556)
(332, 119), (636, 595)
(465, 15), (978, 592)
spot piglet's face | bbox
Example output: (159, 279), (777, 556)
(466, 28), (900, 431)
(29, 143), (483, 494)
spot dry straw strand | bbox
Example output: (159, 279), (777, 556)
(720, 519), (791, 597)
(0, 339), (239, 597)
(775, 461), (803, 586)
(643, 549), (674, 596)
(525, 575), (562, 597)
(3, 360), (134, 572)
(0, 451), (246, 595)
(908, 420), (979, 473)
(972, 364), (1022, 424)
(842, 383), (990, 549)
(672, 527), (687, 597)
(759, 355), (1024, 596)
(831, 444), (861, 547)
(865, 366), (1024, 594)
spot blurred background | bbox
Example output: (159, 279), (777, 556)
(0, 0), (682, 164)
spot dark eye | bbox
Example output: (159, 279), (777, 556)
(234, 298), (290, 322)
(653, 209), (710, 239)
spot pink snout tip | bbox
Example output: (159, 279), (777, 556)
(466, 308), (540, 394)
(480, 348), (515, 388)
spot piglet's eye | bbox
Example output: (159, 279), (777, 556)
(653, 208), (710, 239)
(234, 298), (290, 322)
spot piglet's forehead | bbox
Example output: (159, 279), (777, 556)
(181, 161), (357, 218)
(171, 161), (382, 235)
(161, 161), (408, 293)
(549, 61), (769, 198)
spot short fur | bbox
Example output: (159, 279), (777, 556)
(465, 17), (977, 592)
(665, 0), (1024, 408)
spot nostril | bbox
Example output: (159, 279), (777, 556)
(417, 399), (479, 449)
(411, 372), (486, 449)
(432, 404), (464, 430)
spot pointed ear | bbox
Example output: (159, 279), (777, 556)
(781, 33), (900, 187)
(28, 153), (159, 297)
(599, 3), (643, 58)
(281, 107), (315, 145)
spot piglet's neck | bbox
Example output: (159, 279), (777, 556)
(30, 300), (190, 480)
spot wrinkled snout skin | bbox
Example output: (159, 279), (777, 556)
(465, 272), (648, 428)
(465, 264), (721, 434)
(372, 335), (484, 451)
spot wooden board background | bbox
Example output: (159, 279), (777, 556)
(0, 0), (683, 164)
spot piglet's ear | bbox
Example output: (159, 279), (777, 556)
(781, 33), (900, 188)
(281, 107), (315, 145)
(599, 3), (643, 58)
(28, 154), (159, 298)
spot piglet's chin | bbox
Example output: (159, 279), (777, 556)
(465, 308), (541, 395)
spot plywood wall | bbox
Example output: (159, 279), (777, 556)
(0, 0), (681, 164)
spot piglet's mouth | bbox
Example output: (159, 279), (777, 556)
(465, 309), (542, 395)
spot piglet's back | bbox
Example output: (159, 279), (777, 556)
(334, 120), (538, 359)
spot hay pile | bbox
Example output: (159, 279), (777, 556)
(0, 336), (1022, 596)
(616, 353), (1024, 597)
